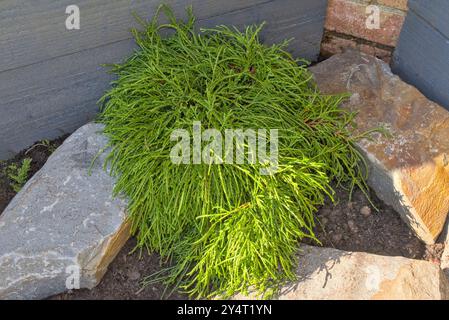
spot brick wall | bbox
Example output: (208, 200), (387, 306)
(321, 0), (408, 62)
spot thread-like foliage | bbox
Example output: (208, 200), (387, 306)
(99, 5), (369, 298)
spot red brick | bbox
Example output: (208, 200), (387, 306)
(325, 0), (405, 47)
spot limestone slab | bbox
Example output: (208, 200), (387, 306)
(0, 123), (130, 299)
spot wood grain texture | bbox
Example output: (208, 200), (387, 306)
(0, 0), (272, 73)
(0, 39), (135, 157)
(392, 9), (449, 112)
(408, 0), (449, 39)
(0, 0), (327, 159)
(196, 0), (328, 59)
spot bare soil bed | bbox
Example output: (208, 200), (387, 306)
(51, 237), (188, 300)
(304, 187), (439, 261)
(0, 137), (443, 299)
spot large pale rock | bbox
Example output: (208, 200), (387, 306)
(237, 246), (449, 300)
(0, 123), (130, 299)
(310, 50), (449, 244)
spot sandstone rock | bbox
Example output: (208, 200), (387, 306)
(0, 123), (130, 299)
(237, 245), (449, 300)
(310, 50), (449, 245)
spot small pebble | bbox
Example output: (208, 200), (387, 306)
(347, 220), (358, 233)
(332, 233), (343, 243)
(360, 206), (371, 217)
(404, 244), (415, 256)
(127, 270), (141, 281)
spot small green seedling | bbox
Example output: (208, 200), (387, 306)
(41, 139), (56, 153)
(6, 158), (32, 192)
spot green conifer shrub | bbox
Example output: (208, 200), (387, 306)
(98, 5), (370, 298)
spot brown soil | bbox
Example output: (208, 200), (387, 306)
(0, 138), (443, 300)
(304, 186), (433, 260)
(51, 237), (188, 300)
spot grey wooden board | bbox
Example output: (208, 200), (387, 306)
(408, 0), (449, 39)
(392, 10), (449, 112)
(0, 39), (136, 158)
(196, 0), (327, 60)
(0, 0), (327, 159)
(0, 0), (268, 72)
(0, 0), (324, 72)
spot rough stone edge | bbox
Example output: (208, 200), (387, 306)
(234, 245), (449, 300)
(360, 146), (435, 245)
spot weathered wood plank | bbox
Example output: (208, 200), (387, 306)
(0, 0), (270, 73)
(408, 0), (449, 39)
(198, 0), (327, 60)
(1, 0), (326, 73)
(0, 0), (328, 158)
(392, 10), (449, 111)
(0, 39), (135, 157)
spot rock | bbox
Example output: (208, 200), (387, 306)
(360, 206), (371, 217)
(0, 123), (130, 299)
(127, 270), (141, 281)
(347, 220), (358, 233)
(237, 245), (449, 300)
(310, 50), (449, 245)
(331, 233), (343, 244)
(347, 202), (354, 210)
